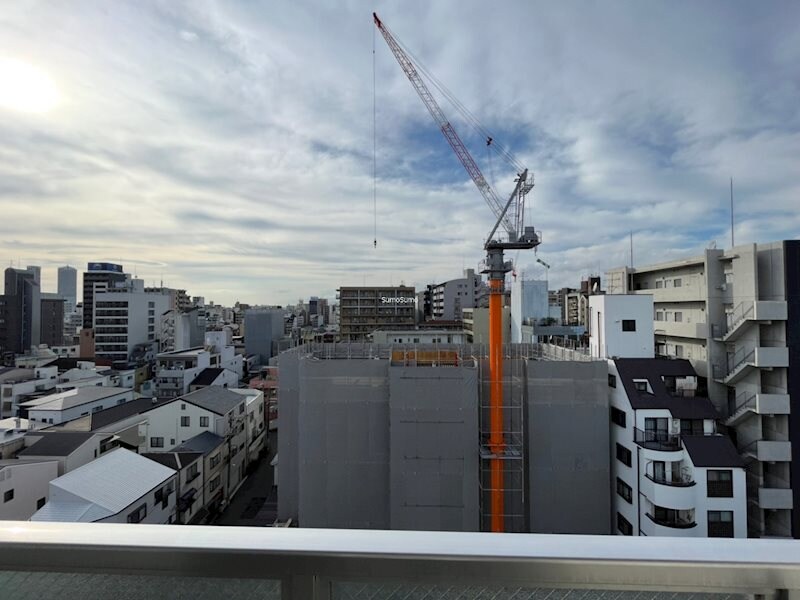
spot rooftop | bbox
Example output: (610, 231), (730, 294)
(682, 435), (746, 468)
(614, 358), (720, 419)
(180, 386), (245, 416)
(172, 431), (225, 455)
(19, 431), (101, 457)
(31, 448), (176, 522)
(18, 387), (132, 412)
(157, 347), (206, 358)
(141, 451), (203, 471)
(190, 367), (226, 387)
(89, 397), (176, 431)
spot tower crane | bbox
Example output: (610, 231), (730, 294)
(373, 13), (541, 533)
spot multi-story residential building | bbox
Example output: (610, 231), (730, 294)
(40, 294), (65, 348)
(230, 388), (266, 465)
(160, 307), (206, 353)
(606, 240), (797, 538)
(590, 294), (746, 538)
(0, 459), (59, 520)
(93, 278), (170, 364)
(57, 266), (77, 315)
(337, 286), (416, 341)
(461, 306), (510, 344)
(172, 431), (228, 517)
(427, 269), (484, 321)
(18, 387), (135, 426)
(0, 365), (57, 418)
(81, 262), (127, 330)
(0, 267), (41, 356)
(248, 366), (278, 430)
(511, 278), (548, 343)
(156, 332), (242, 398)
(141, 450), (205, 524)
(31, 448), (178, 524)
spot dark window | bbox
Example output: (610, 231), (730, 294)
(680, 419), (704, 436)
(3, 489), (13, 503)
(611, 407), (627, 428)
(708, 510), (734, 537)
(707, 470), (733, 498)
(622, 319), (636, 331)
(616, 477), (633, 503)
(181, 404), (186, 410)
(617, 512), (633, 535)
(239, 404), (245, 414)
(673, 278), (682, 288)
(200, 416), (209, 427)
(36, 497), (46, 509)
(180, 416), (190, 427)
(616, 443), (632, 467)
(209, 475), (221, 491)
(150, 437), (164, 448)
(127, 503), (147, 523)
(635, 380), (649, 393)
(608, 374), (617, 388)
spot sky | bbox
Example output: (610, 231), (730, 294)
(0, 1), (798, 306)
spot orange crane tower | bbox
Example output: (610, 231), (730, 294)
(374, 13), (541, 532)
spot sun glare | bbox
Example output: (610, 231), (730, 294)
(0, 58), (60, 113)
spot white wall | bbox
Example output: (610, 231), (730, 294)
(0, 460), (59, 520)
(511, 279), (548, 343)
(28, 390), (135, 425)
(590, 295), (655, 359)
(145, 400), (220, 451)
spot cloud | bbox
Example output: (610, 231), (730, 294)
(0, 0), (797, 303)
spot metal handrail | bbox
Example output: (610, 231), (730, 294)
(725, 346), (755, 377)
(634, 427), (681, 451)
(0, 522), (798, 596)
(727, 390), (757, 418)
(644, 471), (695, 487)
(726, 301), (755, 333)
(646, 512), (697, 529)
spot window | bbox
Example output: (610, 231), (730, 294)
(608, 374), (616, 388)
(616, 443), (632, 467)
(674, 311), (683, 322)
(616, 477), (633, 503)
(634, 380), (649, 393)
(36, 497), (46, 509)
(4, 489), (13, 503)
(181, 403), (186, 410)
(200, 416), (209, 427)
(617, 512), (633, 535)
(622, 320), (636, 332)
(210, 453), (221, 468)
(209, 475), (221, 492)
(655, 311), (664, 321)
(707, 470), (733, 498)
(239, 404), (245, 414)
(611, 407), (626, 428)
(680, 419), (704, 436)
(655, 280), (663, 289)
(150, 437), (165, 448)
(675, 344), (684, 358)
(127, 503), (147, 523)
(187, 463), (199, 481)
(708, 510), (734, 537)
(673, 278), (682, 287)
(181, 416), (190, 427)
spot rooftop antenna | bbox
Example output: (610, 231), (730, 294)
(630, 231), (634, 269)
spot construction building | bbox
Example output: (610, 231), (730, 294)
(605, 240), (798, 538)
(277, 342), (609, 534)
(337, 286), (416, 341)
(462, 307), (510, 345)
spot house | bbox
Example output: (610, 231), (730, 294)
(0, 459), (59, 520)
(18, 387), (135, 426)
(230, 388), (266, 464)
(172, 431), (228, 517)
(31, 448), (177, 524)
(0, 417), (31, 458)
(188, 367), (238, 393)
(0, 365), (58, 418)
(142, 451), (205, 524)
(18, 431), (115, 475)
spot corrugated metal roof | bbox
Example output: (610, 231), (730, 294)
(42, 448), (176, 518)
(181, 386), (244, 416)
(18, 386), (131, 412)
(31, 501), (105, 522)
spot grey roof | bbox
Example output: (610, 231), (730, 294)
(190, 367), (225, 387)
(180, 386), (244, 416)
(18, 432), (100, 457)
(31, 448), (176, 522)
(682, 435), (745, 468)
(142, 451), (203, 471)
(19, 387), (132, 412)
(172, 431), (225, 456)
(613, 358), (720, 419)
(89, 397), (176, 430)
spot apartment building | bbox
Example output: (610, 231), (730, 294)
(156, 332), (242, 398)
(142, 451), (206, 524)
(606, 240), (798, 538)
(427, 269), (484, 321)
(462, 306), (510, 344)
(82, 262), (127, 330)
(337, 286), (416, 341)
(18, 387), (135, 426)
(0, 459), (59, 520)
(18, 431), (115, 475)
(0, 365), (57, 418)
(172, 431), (228, 516)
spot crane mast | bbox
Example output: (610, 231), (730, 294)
(374, 12), (541, 533)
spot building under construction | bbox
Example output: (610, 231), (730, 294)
(277, 343), (610, 534)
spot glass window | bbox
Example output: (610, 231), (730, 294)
(150, 437), (164, 448)
(608, 374), (616, 388)
(674, 278), (682, 287)
(4, 489), (13, 503)
(36, 497), (46, 509)
(616, 443), (632, 467)
(181, 416), (190, 427)
(622, 319), (636, 331)
(655, 280), (663, 289)
(200, 416), (209, 427)
(708, 510), (734, 537)
(616, 478), (632, 503)
(707, 470), (733, 498)
(617, 512), (633, 535)
(611, 406), (626, 428)
(127, 503), (147, 523)
(674, 311), (682, 322)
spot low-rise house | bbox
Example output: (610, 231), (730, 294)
(231, 388), (266, 464)
(18, 387), (135, 426)
(18, 431), (115, 475)
(188, 367), (238, 393)
(142, 451), (205, 524)
(0, 365), (57, 418)
(0, 417), (31, 458)
(31, 448), (177, 524)
(0, 459), (59, 520)
(172, 431), (228, 517)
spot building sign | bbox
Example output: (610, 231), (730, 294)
(381, 296), (415, 304)
(88, 262), (123, 273)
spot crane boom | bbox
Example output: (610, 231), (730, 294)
(373, 12), (515, 239)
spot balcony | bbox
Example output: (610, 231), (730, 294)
(741, 439), (792, 462)
(725, 391), (791, 426)
(0, 522), (798, 597)
(654, 321), (707, 340)
(634, 428), (681, 452)
(645, 512), (697, 529)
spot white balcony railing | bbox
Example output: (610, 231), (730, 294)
(0, 523), (798, 599)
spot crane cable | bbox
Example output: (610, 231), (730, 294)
(373, 20), (377, 248)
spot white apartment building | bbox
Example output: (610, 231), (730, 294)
(230, 388), (266, 464)
(606, 240), (797, 538)
(429, 268), (485, 321)
(462, 306), (510, 344)
(0, 365), (57, 419)
(31, 448), (177, 524)
(141, 451), (206, 524)
(590, 294), (746, 538)
(18, 387), (135, 426)
(156, 332), (242, 399)
(0, 459), (59, 520)
(93, 279), (170, 364)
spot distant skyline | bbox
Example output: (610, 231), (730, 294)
(1, 1), (798, 305)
